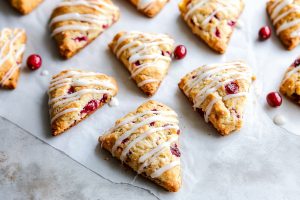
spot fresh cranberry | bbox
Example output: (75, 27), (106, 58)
(67, 86), (75, 94)
(294, 58), (300, 67)
(215, 28), (221, 38)
(266, 92), (282, 107)
(173, 45), (187, 60)
(27, 54), (42, 70)
(228, 20), (236, 27)
(170, 144), (181, 157)
(259, 26), (272, 40)
(225, 81), (239, 94)
(74, 36), (87, 42)
(81, 100), (100, 114)
(102, 24), (109, 29)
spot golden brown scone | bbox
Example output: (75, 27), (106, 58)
(280, 57), (300, 103)
(129, 0), (170, 17)
(109, 31), (175, 96)
(178, 61), (254, 135)
(48, 69), (118, 136)
(49, 0), (120, 59)
(267, 0), (300, 50)
(10, 0), (44, 15)
(0, 28), (26, 89)
(178, 0), (245, 54)
(99, 100), (181, 192)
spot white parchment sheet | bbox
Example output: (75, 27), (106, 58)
(1, 1), (300, 199)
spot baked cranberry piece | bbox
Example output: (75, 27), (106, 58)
(228, 20), (236, 27)
(67, 86), (75, 94)
(225, 81), (239, 94)
(74, 36), (87, 42)
(258, 26), (271, 40)
(215, 28), (221, 38)
(27, 54), (42, 70)
(266, 92), (282, 107)
(170, 144), (181, 157)
(173, 45), (187, 60)
(81, 100), (100, 114)
(293, 58), (300, 67)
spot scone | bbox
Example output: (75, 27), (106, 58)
(49, 0), (120, 59)
(178, 0), (245, 54)
(267, 0), (300, 50)
(280, 57), (300, 103)
(0, 28), (26, 89)
(109, 31), (175, 96)
(10, 0), (44, 14)
(99, 100), (181, 192)
(48, 70), (118, 136)
(178, 61), (254, 135)
(129, 0), (170, 17)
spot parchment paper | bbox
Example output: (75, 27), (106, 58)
(1, 0), (300, 199)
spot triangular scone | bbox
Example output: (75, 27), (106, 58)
(10, 0), (44, 15)
(109, 31), (175, 96)
(129, 0), (170, 17)
(178, 61), (254, 135)
(99, 100), (181, 192)
(267, 0), (300, 50)
(178, 0), (245, 54)
(0, 28), (26, 89)
(49, 0), (120, 59)
(280, 58), (300, 103)
(48, 70), (118, 136)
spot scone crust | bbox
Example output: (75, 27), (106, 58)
(50, 0), (120, 59)
(267, 0), (300, 50)
(109, 31), (174, 96)
(178, 0), (244, 54)
(49, 70), (118, 136)
(129, 0), (170, 17)
(10, 0), (44, 14)
(280, 58), (300, 103)
(178, 61), (253, 135)
(99, 100), (181, 192)
(0, 28), (26, 89)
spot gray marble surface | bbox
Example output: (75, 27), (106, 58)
(0, 117), (157, 200)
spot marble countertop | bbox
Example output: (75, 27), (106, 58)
(0, 117), (157, 200)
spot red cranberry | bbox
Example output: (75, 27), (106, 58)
(225, 81), (239, 94)
(170, 144), (181, 157)
(228, 20), (236, 27)
(122, 138), (129, 144)
(100, 94), (108, 103)
(150, 122), (155, 126)
(293, 58), (300, 67)
(266, 92), (282, 107)
(177, 130), (181, 135)
(215, 28), (221, 38)
(259, 26), (272, 40)
(134, 60), (141, 66)
(173, 45), (187, 60)
(67, 86), (75, 94)
(27, 54), (42, 70)
(102, 24), (109, 29)
(74, 36), (87, 42)
(81, 100), (100, 114)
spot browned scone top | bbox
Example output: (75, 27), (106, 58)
(109, 31), (175, 96)
(178, 61), (254, 135)
(280, 57), (300, 104)
(49, 0), (120, 59)
(178, 0), (245, 54)
(99, 100), (182, 192)
(267, 0), (300, 50)
(48, 69), (118, 136)
(129, 0), (170, 17)
(10, 0), (44, 14)
(0, 28), (26, 89)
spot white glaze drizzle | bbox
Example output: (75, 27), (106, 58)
(108, 109), (180, 177)
(50, 0), (118, 37)
(0, 29), (25, 86)
(151, 160), (180, 178)
(113, 31), (174, 88)
(269, 0), (300, 36)
(49, 70), (115, 123)
(184, 61), (251, 123)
